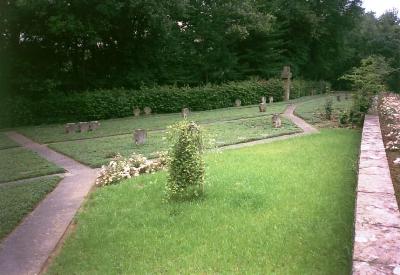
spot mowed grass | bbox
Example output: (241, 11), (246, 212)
(295, 94), (352, 124)
(0, 148), (64, 182)
(18, 102), (289, 144)
(49, 116), (300, 167)
(0, 133), (19, 150)
(48, 129), (360, 274)
(0, 176), (61, 239)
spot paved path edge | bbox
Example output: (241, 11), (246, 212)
(0, 132), (97, 275)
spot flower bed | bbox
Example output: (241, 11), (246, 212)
(379, 93), (400, 206)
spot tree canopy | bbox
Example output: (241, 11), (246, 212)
(1, 0), (399, 98)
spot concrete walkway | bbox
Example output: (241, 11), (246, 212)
(352, 115), (400, 274)
(222, 104), (318, 150)
(0, 132), (97, 275)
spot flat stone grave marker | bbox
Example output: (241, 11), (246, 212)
(89, 121), (100, 131)
(235, 99), (241, 107)
(272, 114), (282, 128)
(65, 123), (78, 134)
(143, 107), (152, 115)
(134, 129), (147, 145)
(79, 122), (90, 133)
(133, 108), (141, 117)
(259, 103), (266, 112)
(182, 108), (190, 119)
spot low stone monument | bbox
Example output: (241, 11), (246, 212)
(134, 129), (147, 145)
(261, 96), (266, 104)
(133, 107), (140, 117)
(259, 103), (266, 112)
(78, 122), (90, 133)
(89, 121), (100, 131)
(336, 95), (341, 102)
(182, 108), (190, 119)
(269, 96), (274, 104)
(235, 99), (241, 107)
(65, 123), (78, 134)
(272, 114), (282, 128)
(281, 66), (292, 101)
(143, 107), (152, 115)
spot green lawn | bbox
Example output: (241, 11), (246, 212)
(0, 133), (19, 150)
(295, 94), (352, 124)
(0, 148), (64, 183)
(18, 102), (289, 144)
(0, 176), (61, 240)
(48, 129), (360, 274)
(49, 116), (300, 167)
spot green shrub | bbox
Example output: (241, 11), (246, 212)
(340, 55), (393, 124)
(166, 121), (205, 201)
(339, 110), (349, 126)
(1, 79), (330, 128)
(324, 97), (333, 120)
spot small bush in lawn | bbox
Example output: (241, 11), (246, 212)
(166, 120), (205, 201)
(324, 98), (333, 120)
(339, 110), (349, 126)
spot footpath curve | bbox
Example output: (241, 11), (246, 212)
(0, 132), (97, 275)
(222, 103), (318, 150)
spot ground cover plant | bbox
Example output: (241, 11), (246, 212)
(295, 94), (353, 125)
(49, 116), (300, 168)
(0, 147), (64, 183)
(0, 176), (61, 239)
(0, 133), (19, 150)
(48, 129), (360, 274)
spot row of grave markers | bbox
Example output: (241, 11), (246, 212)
(65, 121), (100, 134)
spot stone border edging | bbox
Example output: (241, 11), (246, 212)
(352, 115), (400, 275)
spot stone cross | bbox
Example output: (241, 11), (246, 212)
(65, 123), (78, 134)
(143, 107), (152, 115)
(133, 108), (141, 117)
(272, 114), (282, 128)
(281, 66), (292, 101)
(259, 103), (266, 112)
(134, 129), (147, 145)
(78, 122), (90, 133)
(235, 99), (241, 107)
(182, 108), (190, 119)
(89, 121), (100, 131)
(269, 96), (274, 104)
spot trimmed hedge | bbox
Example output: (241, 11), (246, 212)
(1, 79), (329, 128)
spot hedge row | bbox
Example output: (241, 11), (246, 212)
(1, 79), (330, 127)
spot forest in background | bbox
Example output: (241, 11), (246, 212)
(0, 0), (399, 100)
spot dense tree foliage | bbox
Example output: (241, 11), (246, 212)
(0, 0), (399, 99)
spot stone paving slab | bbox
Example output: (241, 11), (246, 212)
(353, 261), (400, 275)
(353, 115), (400, 275)
(0, 132), (98, 275)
